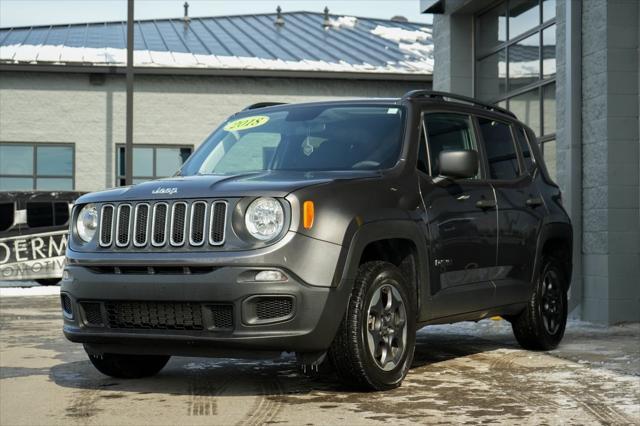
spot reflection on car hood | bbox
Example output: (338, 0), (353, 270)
(75, 170), (380, 203)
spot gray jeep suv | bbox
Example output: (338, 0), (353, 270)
(61, 91), (572, 390)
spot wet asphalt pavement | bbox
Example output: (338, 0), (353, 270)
(1, 294), (638, 425)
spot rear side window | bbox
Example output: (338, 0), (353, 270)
(478, 118), (520, 180)
(515, 126), (534, 172)
(424, 113), (479, 178)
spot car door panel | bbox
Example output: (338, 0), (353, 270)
(476, 118), (545, 306)
(422, 180), (498, 318)
(417, 112), (499, 320)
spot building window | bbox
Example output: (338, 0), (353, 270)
(0, 143), (74, 191)
(116, 145), (192, 186)
(475, 0), (556, 176)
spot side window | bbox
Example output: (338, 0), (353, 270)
(478, 118), (520, 180)
(515, 125), (534, 173)
(417, 122), (430, 174)
(424, 113), (479, 178)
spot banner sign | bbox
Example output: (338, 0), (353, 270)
(0, 230), (67, 281)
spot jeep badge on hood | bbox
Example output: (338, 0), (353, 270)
(151, 187), (178, 195)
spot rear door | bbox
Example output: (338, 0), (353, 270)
(418, 111), (499, 319)
(475, 117), (545, 305)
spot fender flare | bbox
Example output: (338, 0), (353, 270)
(533, 221), (573, 289)
(332, 219), (429, 312)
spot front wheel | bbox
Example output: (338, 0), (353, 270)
(511, 257), (568, 350)
(86, 351), (170, 379)
(328, 261), (416, 391)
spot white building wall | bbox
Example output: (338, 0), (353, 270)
(0, 71), (430, 192)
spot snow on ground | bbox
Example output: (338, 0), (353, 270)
(0, 285), (61, 297)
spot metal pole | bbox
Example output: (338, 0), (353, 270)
(125, 0), (134, 186)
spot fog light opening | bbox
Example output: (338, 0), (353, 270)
(255, 270), (287, 282)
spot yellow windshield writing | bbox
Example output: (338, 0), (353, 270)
(223, 116), (270, 132)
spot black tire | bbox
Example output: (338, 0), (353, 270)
(86, 351), (170, 379)
(328, 261), (416, 391)
(35, 278), (61, 286)
(511, 256), (568, 350)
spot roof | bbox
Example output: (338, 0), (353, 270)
(0, 12), (433, 77)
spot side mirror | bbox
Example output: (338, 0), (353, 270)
(438, 150), (478, 180)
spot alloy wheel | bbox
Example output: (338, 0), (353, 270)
(541, 269), (563, 335)
(365, 282), (408, 371)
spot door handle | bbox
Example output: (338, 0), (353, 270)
(526, 197), (543, 207)
(475, 199), (496, 210)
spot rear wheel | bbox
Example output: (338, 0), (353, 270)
(329, 261), (416, 391)
(511, 257), (568, 350)
(86, 351), (170, 379)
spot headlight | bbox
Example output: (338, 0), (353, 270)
(244, 197), (284, 241)
(76, 204), (98, 243)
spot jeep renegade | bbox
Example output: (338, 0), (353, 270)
(61, 91), (573, 391)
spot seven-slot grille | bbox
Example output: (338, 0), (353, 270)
(99, 200), (227, 249)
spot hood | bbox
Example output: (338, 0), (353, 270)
(75, 170), (380, 204)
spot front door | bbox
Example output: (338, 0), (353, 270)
(418, 112), (499, 320)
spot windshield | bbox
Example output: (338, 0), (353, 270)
(180, 104), (406, 176)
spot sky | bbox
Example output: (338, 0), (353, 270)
(0, 0), (432, 28)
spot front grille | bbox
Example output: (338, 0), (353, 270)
(255, 297), (294, 320)
(100, 205), (114, 246)
(170, 202), (187, 246)
(99, 200), (228, 249)
(133, 204), (149, 246)
(116, 204), (131, 247)
(106, 301), (204, 331)
(152, 203), (168, 246)
(189, 202), (207, 246)
(210, 201), (227, 245)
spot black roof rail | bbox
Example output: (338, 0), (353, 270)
(242, 102), (287, 111)
(401, 90), (516, 118)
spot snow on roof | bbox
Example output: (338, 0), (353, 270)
(328, 16), (359, 29)
(0, 12), (433, 76)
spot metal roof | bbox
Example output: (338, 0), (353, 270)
(0, 12), (433, 76)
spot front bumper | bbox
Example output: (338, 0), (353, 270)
(61, 232), (351, 357)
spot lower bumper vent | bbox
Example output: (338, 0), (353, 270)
(61, 294), (73, 317)
(81, 302), (103, 326)
(243, 296), (295, 325)
(256, 297), (294, 320)
(208, 304), (234, 330)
